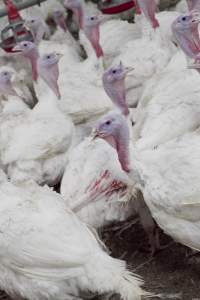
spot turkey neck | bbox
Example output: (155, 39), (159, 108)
(103, 79), (129, 116)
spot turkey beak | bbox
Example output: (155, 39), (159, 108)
(122, 66), (134, 77)
(91, 129), (99, 140)
(13, 44), (22, 53)
(56, 53), (64, 60)
(24, 22), (28, 29)
(98, 14), (108, 23)
(124, 66), (134, 74)
(24, 20), (30, 29)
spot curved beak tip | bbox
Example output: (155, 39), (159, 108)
(91, 129), (99, 140)
(126, 67), (134, 73)
(13, 45), (21, 52)
(98, 14), (107, 22)
(123, 67), (134, 76)
(56, 53), (64, 60)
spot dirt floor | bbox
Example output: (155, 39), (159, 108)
(99, 219), (200, 300)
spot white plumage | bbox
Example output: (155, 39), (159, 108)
(132, 129), (200, 251)
(61, 136), (136, 227)
(0, 0), (199, 297)
(113, 11), (179, 107)
(92, 110), (200, 252)
(132, 51), (200, 148)
(0, 174), (146, 300)
(96, 18), (141, 67)
(0, 75), (74, 185)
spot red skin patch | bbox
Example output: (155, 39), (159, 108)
(31, 57), (38, 81)
(85, 170), (128, 202)
(85, 26), (103, 58)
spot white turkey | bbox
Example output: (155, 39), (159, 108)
(61, 64), (157, 253)
(111, 11), (179, 107)
(94, 111), (200, 252)
(171, 11), (200, 68)
(0, 43), (74, 185)
(0, 170), (147, 300)
(19, 12), (112, 125)
(131, 13), (200, 148)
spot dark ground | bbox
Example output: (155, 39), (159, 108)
(99, 219), (200, 300)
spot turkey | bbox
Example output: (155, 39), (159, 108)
(61, 64), (156, 253)
(129, 7), (200, 146)
(111, 11), (179, 107)
(171, 11), (200, 68)
(24, 15), (50, 45)
(20, 13), (112, 125)
(60, 63), (135, 228)
(0, 66), (35, 109)
(0, 43), (74, 185)
(24, 11), (82, 57)
(94, 111), (200, 252)
(131, 16), (200, 149)
(102, 61), (133, 116)
(0, 170), (147, 300)
(0, 69), (21, 99)
(64, 0), (141, 67)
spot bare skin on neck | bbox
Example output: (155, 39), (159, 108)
(137, 0), (159, 29)
(172, 13), (200, 72)
(94, 112), (162, 255)
(83, 15), (104, 58)
(102, 63), (133, 116)
(13, 42), (39, 81)
(13, 42), (61, 99)
(64, 0), (84, 29)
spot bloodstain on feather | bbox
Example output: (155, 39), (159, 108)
(85, 170), (128, 202)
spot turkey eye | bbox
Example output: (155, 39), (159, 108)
(24, 43), (28, 47)
(105, 120), (111, 125)
(182, 16), (186, 21)
(91, 17), (94, 20)
(4, 72), (7, 76)
(47, 55), (51, 59)
(31, 20), (35, 23)
(112, 70), (116, 74)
